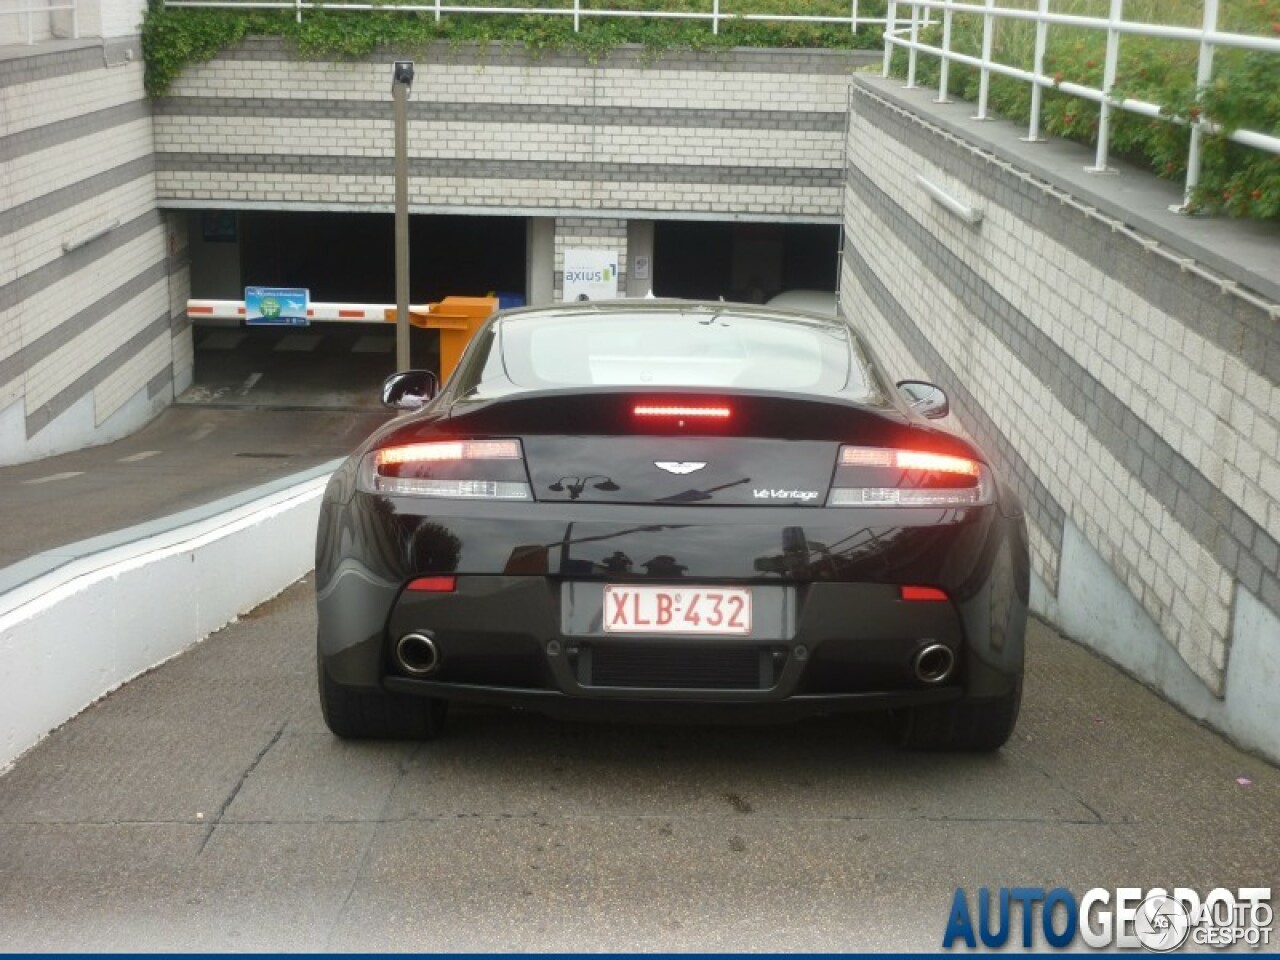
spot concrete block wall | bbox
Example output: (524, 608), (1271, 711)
(0, 37), (190, 465)
(841, 77), (1280, 761)
(152, 40), (863, 222)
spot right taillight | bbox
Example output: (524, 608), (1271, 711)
(827, 445), (992, 507)
(357, 438), (532, 500)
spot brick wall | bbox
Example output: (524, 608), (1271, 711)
(841, 77), (1279, 757)
(0, 38), (189, 465)
(152, 40), (862, 223)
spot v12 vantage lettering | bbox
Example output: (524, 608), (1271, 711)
(315, 300), (1030, 750)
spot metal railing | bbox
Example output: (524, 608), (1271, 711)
(161, 0), (887, 35)
(881, 0), (1280, 208)
(1, 0), (78, 43)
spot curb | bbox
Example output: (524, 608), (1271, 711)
(0, 460), (341, 772)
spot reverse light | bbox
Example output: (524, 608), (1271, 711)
(359, 438), (532, 500)
(828, 444), (991, 508)
(634, 405), (731, 419)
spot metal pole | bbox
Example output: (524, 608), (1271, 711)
(851, 0), (857, 35)
(975, 0), (994, 119)
(1024, 0), (1049, 141)
(937, 3), (953, 103)
(906, 2), (920, 88)
(1181, 0), (1219, 208)
(712, 0), (719, 36)
(882, 0), (898, 77)
(1088, 0), (1123, 172)
(392, 63), (413, 371)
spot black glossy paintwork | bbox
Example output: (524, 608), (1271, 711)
(315, 302), (1030, 718)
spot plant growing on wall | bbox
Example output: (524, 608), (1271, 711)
(142, 0), (886, 97)
(888, 0), (1279, 221)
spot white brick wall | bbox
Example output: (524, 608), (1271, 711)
(1, 48), (180, 463)
(842, 86), (1280, 695)
(154, 45), (853, 220)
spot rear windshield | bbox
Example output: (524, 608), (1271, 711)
(496, 309), (866, 396)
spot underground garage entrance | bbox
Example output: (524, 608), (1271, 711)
(183, 211), (528, 409)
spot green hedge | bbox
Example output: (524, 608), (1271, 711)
(142, 0), (885, 97)
(887, 0), (1280, 220)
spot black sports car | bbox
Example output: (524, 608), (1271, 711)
(315, 300), (1029, 750)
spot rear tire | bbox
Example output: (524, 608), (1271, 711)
(898, 682), (1021, 752)
(318, 659), (448, 740)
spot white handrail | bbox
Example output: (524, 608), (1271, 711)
(1, 0), (78, 44)
(160, 0), (890, 31)
(881, 0), (1280, 210)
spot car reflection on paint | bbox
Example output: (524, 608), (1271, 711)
(315, 300), (1029, 750)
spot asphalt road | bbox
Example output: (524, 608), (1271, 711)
(0, 406), (390, 570)
(0, 581), (1275, 951)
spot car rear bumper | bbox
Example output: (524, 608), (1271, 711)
(316, 494), (1029, 715)
(384, 675), (963, 722)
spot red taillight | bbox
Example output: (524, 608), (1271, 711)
(376, 439), (520, 467)
(407, 576), (457, 593)
(359, 438), (532, 500)
(634, 405), (731, 420)
(839, 446), (980, 478)
(828, 444), (991, 508)
(901, 585), (949, 602)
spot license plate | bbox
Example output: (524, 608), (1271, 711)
(603, 585), (752, 636)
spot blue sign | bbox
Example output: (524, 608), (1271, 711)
(245, 286), (310, 326)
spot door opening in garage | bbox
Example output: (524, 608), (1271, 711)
(651, 221), (839, 304)
(235, 211), (527, 304)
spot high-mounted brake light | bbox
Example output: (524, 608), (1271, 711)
(901, 585), (949, 602)
(359, 438), (532, 500)
(828, 444), (991, 508)
(407, 576), (457, 593)
(634, 405), (731, 419)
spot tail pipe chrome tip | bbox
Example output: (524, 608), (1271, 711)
(395, 632), (440, 677)
(913, 642), (956, 684)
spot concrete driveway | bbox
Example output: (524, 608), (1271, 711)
(0, 580), (1275, 951)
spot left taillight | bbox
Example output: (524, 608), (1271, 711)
(357, 438), (532, 500)
(827, 445), (992, 507)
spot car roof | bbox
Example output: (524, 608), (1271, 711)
(494, 298), (848, 331)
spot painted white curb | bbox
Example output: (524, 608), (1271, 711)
(0, 469), (334, 772)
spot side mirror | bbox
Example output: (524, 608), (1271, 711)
(381, 370), (439, 411)
(897, 380), (949, 420)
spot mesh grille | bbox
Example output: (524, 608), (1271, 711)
(588, 644), (763, 690)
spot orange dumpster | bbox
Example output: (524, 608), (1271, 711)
(384, 295), (497, 383)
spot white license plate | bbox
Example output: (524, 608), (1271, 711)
(603, 585), (753, 636)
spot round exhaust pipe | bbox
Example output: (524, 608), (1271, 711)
(395, 632), (440, 677)
(912, 643), (955, 684)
